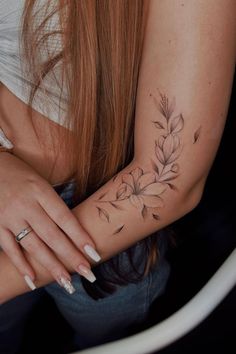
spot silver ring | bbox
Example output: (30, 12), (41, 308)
(15, 226), (33, 243)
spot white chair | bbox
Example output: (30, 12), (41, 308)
(71, 248), (236, 354)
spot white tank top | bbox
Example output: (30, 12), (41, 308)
(0, 0), (71, 130)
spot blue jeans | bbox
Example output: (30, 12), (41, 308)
(0, 180), (170, 352)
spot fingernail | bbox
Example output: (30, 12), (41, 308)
(77, 264), (96, 283)
(58, 276), (76, 294)
(84, 244), (101, 262)
(24, 275), (37, 291)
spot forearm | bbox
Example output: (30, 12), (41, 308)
(73, 159), (202, 263)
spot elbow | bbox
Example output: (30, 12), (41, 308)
(180, 180), (206, 215)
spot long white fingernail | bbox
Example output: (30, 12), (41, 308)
(58, 276), (76, 295)
(77, 264), (96, 283)
(84, 244), (101, 262)
(24, 275), (37, 291)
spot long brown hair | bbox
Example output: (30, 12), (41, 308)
(20, 0), (168, 299)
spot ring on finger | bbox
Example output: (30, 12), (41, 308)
(15, 226), (33, 243)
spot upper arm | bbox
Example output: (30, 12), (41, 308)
(133, 0), (236, 195)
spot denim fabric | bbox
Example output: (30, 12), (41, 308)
(0, 179), (170, 352)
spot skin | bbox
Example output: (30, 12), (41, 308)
(0, 0), (236, 303)
(0, 82), (75, 185)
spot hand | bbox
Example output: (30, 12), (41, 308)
(0, 152), (101, 293)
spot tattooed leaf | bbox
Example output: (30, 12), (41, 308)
(112, 173), (119, 182)
(141, 205), (148, 219)
(113, 225), (125, 235)
(158, 136), (165, 149)
(152, 213), (160, 221)
(169, 114), (184, 134)
(152, 120), (165, 129)
(109, 201), (124, 210)
(162, 135), (174, 161)
(158, 173), (179, 182)
(150, 158), (159, 175)
(166, 149), (181, 164)
(96, 206), (110, 222)
(97, 192), (107, 200)
(163, 175), (179, 182)
(171, 163), (179, 173)
(167, 183), (178, 191)
(155, 145), (166, 165)
(173, 134), (180, 150)
(193, 126), (201, 143)
(116, 185), (128, 199)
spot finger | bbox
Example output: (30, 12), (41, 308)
(36, 184), (101, 262)
(11, 224), (76, 293)
(28, 204), (92, 271)
(0, 227), (35, 280)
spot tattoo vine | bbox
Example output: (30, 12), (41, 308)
(94, 89), (185, 233)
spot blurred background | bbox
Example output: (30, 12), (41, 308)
(18, 72), (235, 354)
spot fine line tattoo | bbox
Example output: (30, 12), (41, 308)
(193, 126), (201, 144)
(94, 90), (185, 232)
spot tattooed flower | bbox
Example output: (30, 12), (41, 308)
(116, 167), (166, 211)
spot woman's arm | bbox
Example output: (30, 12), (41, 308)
(1, 0), (235, 303)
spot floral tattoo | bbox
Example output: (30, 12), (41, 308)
(95, 90), (185, 234)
